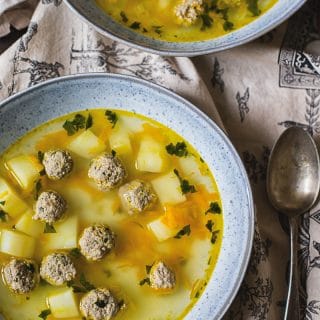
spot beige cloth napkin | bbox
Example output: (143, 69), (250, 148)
(1, 1), (320, 319)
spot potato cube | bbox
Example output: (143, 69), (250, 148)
(148, 217), (178, 242)
(48, 288), (79, 318)
(0, 229), (35, 258)
(43, 216), (78, 251)
(136, 138), (167, 173)
(109, 128), (132, 155)
(5, 155), (43, 191)
(151, 171), (186, 205)
(0, 178), (28, 218)
(15, 211), (44, 237)
(68, 130), (106, 159)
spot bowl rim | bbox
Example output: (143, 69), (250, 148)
(62, 0), (306, 56)
(0, 73), (255, 319)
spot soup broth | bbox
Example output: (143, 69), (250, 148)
(95, 0), (277, 42)
(0, 109), (223, 320)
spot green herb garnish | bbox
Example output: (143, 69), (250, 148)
(120, 11), (128, 23)
(63, 114), (86, 135)
(146, 263), (154, 274)
(205, 202), (221, 214)
(44, 223), (56, 233)
(130, 21), (141, 30)
(211, 230), (219, 244)
(39, 169), (46, 176)
(80, 273), (95, 291)
(246, 0), (260, 16)
(111, 149), (117, 157)
(200, 11), (213, 31)
(205, 220), (214, 232)
(34, 179), (42, 200)
(223, 20), (234, 31)
(174, 225), (191, 239)
(152, 25), (163, 35)
(38, 309), (51, 320)
(86, 113), (93, 129)
(37, 150), (44, 162)
(139, 277), (151, 286)
(174, 169), (196, 194)
(69, 248), (81, 258)
(105, 110), (118, 128)
(0, 200), (6, 206)
(0, 210), (7, 222)
(166, 142), (188, 157)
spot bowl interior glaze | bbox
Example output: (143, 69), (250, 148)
(0, 74), (254, 320)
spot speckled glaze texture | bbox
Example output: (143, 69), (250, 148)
(0, 74), (254, 320)
(63, 0), (305, 56)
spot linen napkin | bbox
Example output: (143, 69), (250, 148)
(0, 1), (320, 319)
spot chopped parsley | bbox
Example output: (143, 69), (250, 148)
(120, 11), (128, 23)
(68, 274), (95, 293)
(174, 169), (196, 194)
(205, 220), (214, 232)
(0, 210), (7, 222)
(139, 277), (151, 286)
(205, 202), (221, 214)
(223, 20), (234, 31)
(0, 200), (5, 206)
(246, 0), (260, 16)
(69, 248), (81, 258)
(44, 223), (56, 233)
(85, 113), (93, 129)
(37, 150), (44, 163)
(34, 179), (42, 200)
(63, 114), (86, 136)
(200, 13), (213, 30)
(130, 21), (141, 30)
(39, 169), (46, 176)
(166, 142), (188, 157)
(80, 273), (95, 291)
(145, 263), (154, 274)
(105, 110), (118, 128)
(38, 309), (51, 320)
(174, 225), (191, 239)
(111, 149), (117, 157)
(205, 220), (220, 244)
(152, 25), (163, 35)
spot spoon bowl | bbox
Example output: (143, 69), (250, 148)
(267, 126), (320, 320)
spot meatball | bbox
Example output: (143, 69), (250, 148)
(42, 150), (73, 180)
(79, 225), (115, 261)
(40, 253), (76, 286)
(80, 288), (120, 320)
(149, 261), (176, 290)
(88, 153), (127, 191)
(2, 258), (38, 294)
(119, 180), (157, 214)
(34, 190), (67, 224)
(175, 0), (204, 25)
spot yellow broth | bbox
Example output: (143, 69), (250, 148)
(95, 0), (277, 42)
(0, 109), (223, 320)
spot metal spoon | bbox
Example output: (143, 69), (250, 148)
(267, 127), (320, 320)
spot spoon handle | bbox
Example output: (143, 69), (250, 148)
(285, 216), (300, 320)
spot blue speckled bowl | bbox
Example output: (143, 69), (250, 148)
(0, 74), (254, 320)
(64, 0), (305, 56)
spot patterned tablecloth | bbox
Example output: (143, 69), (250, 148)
(0, 1), (320, 319)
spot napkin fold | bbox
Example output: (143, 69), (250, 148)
(0, 1), (320, 319)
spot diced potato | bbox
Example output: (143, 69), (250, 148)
(158, 0), (170, 8)
(48, 288), (79, 318)
(109, 128), (132, 155)
(0, 229), (35, 258)
(5, 155), (43, 191)
(136, 137), (168, 173)
(151, 171), (186, 205)
(68, 130), (106, 158)
(15, 211), (44, 237)
(178, 156), (215, 193)
(148, 217), (178, 242)
(42, 216), (78, 252)
(120, 116), (144, 133)
(0, 178), (28, 218)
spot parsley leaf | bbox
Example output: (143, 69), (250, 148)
(63, 114), (86, 136)
(130, 21), (141, 30)
(246, 0), (260, 16)
(205, 202), (221, 214)
(44, 223), (56, 233)
(152, 25), (163, 35)
(205, 220), (214, 232)
(69, 248), (81, 258)
(111, 149), (117, 157)
(85, 113), (93, 130)
(139, 277), (151, 286)
(201, 13), (213, 30)
(174, 225), (191, 239)
(68, 274), (95, 293)
(80, 273), (96, 291)
(0, 200), (5, 206)
(34, 179), (42, 200)
(174, 169), (196, 194)
(211, 230), (219, 244)
(223, 20), (234, 31)
(105, 110), (118, 128)
(166, 142), (188, 157)
(37, 150), (44, 163)
(38, 309), (51, 320)
(120, 11), (128, 23)
(146, 263), (154, 274)
(0, 210), (7, 222)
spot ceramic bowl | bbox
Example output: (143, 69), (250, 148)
(0, 73), (254, 320)
(64, 0), (306, 56)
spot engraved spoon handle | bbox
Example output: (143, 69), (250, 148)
(284, 216), (300, 320)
